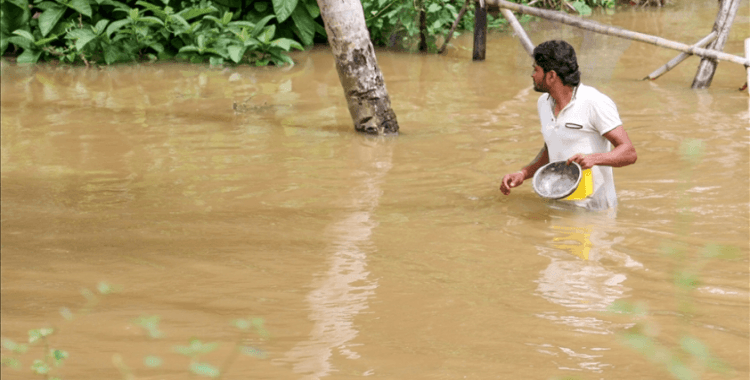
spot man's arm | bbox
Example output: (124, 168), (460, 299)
(566, 126), (636, 170)
(500, 144), (550, 195)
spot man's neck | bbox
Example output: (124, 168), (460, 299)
(549, 84), (575, 115)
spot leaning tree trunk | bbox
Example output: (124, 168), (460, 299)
(316, 0), (399, 134)
(691, 0), (741, 89)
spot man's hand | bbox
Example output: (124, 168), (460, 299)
(500, 172), (525, 195)
(566, 153), (598, 170)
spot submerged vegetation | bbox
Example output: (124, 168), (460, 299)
(1, 0), (630, 66)
(0, 282), (270, 379)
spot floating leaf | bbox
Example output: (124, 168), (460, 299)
(674, 270), (700, 291)
(700, 243), (740, 259)
(31, 359), (50, 375)
(143, 355), (162, 368)
(240, 346), (266, 358)
(1, 356), (21, 368)
(680, 336), (708, 359)
(133, 315), (164, 339)
(189, 362), (220, 378)
(28, 328), (54, 344)
(2, 338), (28, 354)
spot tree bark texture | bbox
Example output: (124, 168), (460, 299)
(691, 0), (742, 89)
(473, 0), (487, 61)
(316, 0), (399, 134)
(644, 32), (717, 81)
(419, 3), (428, 52)
(489, 0), (750, 67)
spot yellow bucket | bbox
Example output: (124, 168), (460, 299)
(564, 169), (593, 201)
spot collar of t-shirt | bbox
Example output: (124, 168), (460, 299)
(547, 84), (580, 120)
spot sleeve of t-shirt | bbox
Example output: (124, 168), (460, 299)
(589, 93), (622, 135)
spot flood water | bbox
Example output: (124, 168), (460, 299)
(2, 1), (748, 379)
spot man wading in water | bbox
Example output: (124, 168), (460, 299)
(500, 40), (637, 211)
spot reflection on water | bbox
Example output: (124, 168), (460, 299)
(281, 139), (392, 379)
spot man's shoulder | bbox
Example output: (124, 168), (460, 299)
(576, 83), (613, 102)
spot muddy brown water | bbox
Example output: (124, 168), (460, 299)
(2, 1), (748, 379)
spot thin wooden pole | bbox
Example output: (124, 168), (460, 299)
(439, 0), (469, 54)
(644, 32), (717, 81)
(692, 0), (742, 88)
(473, 0), (487, 61)
(419, 1), (427, 52)
(488, 0), (750, 67)
(500, 8), (534, 56)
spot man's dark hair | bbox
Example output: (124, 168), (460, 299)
(533, 40), (581, 87)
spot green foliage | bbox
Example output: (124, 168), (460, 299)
(606, 140), (738, 380)
(2, 0), (320, 66)
(0, 281), (270, 380)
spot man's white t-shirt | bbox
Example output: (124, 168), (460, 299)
(537, 83), (621, 210)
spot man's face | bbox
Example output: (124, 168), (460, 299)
(531, 63), (549, 93)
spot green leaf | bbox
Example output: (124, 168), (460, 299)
(143, 355), (162, 368)
(67, 0), (92, 17)
(680, 336), (709, 359)
(93, 19), (109, 35)
(133, 315), (164, 339)
(260, 25), (275, 44)
(178, 6), (217, 21)
(272, 0), (295, 23)
(427, 3), (440, 12)
(189, 362), (220, 378)
(271, 38), (302, 52)
(28, 328), (54, 344)
(139, 16), (164, 25)
(305, 0), (319, 19)
(209, 56), (223, 66)
(1, 357), (21, 369)
(221, 11), (232, 25)
(135, 1), (167, 19)
(178, 45), (200, 53)
(701, 243), (740, 259)
(106, 19), (131, 39)
(103, 44), (122, 64)
(31, 359), (50, 374)
(251, 15), (275, 38)
(12, 29), (35, 43)
(675, 270), (700, 291)
(290, 5), (314, 46)
(227, 45), (245, 63)
(69, 28), (98, 50)
(7, 35), (33, 50)
(254, 2), (268, 12)
(240, 346), (266, 358)
(2, 338), (29, 354)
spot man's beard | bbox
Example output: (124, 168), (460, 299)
(533, 79), (548, 93)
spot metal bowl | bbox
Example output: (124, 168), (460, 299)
(532, 161), (582, 199)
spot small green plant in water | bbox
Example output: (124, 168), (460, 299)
(607, 139), (739, 380)
(1, 281), (270, 379)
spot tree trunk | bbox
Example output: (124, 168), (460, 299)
(419, 2), (428, 52)
(316, 0), (399, 134)
(473, 0), (487, 61)
(489, 0), (749, 67)
(691, 0), (741, 89)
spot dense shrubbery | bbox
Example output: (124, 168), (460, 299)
(0, 0), (618, 66)
(0, 0), (324, 66)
